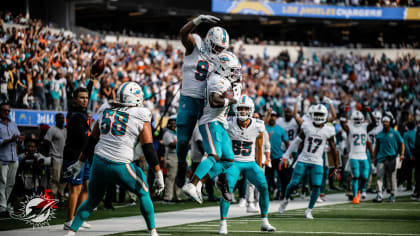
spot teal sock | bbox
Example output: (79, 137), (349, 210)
(257, 184), (269, 216)
(139, 193), (155, 229)
(220, 196), (231, 219)
(308, 186), (320, 209)
(194, 156), (216, 180)
(352, 178), (359, 197)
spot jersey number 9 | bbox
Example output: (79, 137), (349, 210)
(195, 60), (209, 81)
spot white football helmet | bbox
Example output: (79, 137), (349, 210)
(235, 95), (254, 122)
(306, 105), (316, 120)
(372, 111), (382, 123)
(204, 26), (229, 59)
(351, 111), (365, 127)
(116, 82), (143, 107)
(312, 104), (328, 125)
(215, 51), (241, 83)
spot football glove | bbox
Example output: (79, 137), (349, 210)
(232, 83), (242, 102)
(153, 170), (165, 195)
(63, 160), (85, 179)
(295, 94), (303, 105)
(193, 15), (220, 26)
(323, 96), (332, 105)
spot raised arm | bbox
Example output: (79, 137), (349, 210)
(180, 15), (220, 55)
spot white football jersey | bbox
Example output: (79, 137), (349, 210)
(298, 122), (335, 166)
(348, 123), (368, 160)
(227, 117), (265, 162)
(198, 72), (232, 129)
(276, 117), (299, 140)
(368, 124), (383, 150)
(95, 105), (152, 163)
(180, 34), (214, 99)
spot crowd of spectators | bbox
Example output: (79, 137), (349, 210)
(0, 13), (419, 219)
(1, 13), (419, 125)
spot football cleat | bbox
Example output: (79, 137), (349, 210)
(217, 173), (232, 202)
(373, 194), (383, 203)
(150, 228), (159, 236)
(261, 218), (276, 232)
(247, 203), (259, 213)
(304, 209), (314, 219)
(64, 231), (76, 236)
(182, 183), (203, 204)
(238, 198), (246, 208)
(219, 220), (228, 234)
(278, 200), (289, 214)
(81, 221), (91, 229)
(197, 181), (204, 204)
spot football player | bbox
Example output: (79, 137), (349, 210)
(64, 82), (164, 236)
(279, 104), (338, 219)
(182, 51), (242, 204)
(218, 95), (275, 234)
(340, 111), (373, 204)
(365, 111), (383, 195)
(176, 15), (230, 188)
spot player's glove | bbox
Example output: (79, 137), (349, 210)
(63, 160), (85, 179)
(295, 94), (303, 105)
(153, 170), (165, 195)
(193, 15), (220, 26)
(232, 83), (242, 103)
(323, 96), (333, 105)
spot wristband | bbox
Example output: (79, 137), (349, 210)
(224, 98), (229, 107)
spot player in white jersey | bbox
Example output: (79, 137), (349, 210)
(218, 95), (275, 234)
(276, 107), (299, 141)
(64, 82), (164, 236)
(176, 15), (230, 188)
(182, 51), (242, 204)
(341, 111), (374, 204)
(279, 104), (338, 219)
(365, 111), (383, 194)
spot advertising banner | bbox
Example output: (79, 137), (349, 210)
(212, 0), (417, 20)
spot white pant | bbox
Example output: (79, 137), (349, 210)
(246, 181), (259, 203)
(0, 161), (19, 211)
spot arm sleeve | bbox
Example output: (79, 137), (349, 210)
(263, 131), (271, 153)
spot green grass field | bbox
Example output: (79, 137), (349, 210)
(0, 199), (219, 231)
(112, 197), (420, 236)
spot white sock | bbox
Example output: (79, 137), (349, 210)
(197, 181), (202, 190)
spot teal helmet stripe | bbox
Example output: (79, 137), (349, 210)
(242, 95), (245, 103)
(119, 82), (129, 103)
(222, 28), (227, 44)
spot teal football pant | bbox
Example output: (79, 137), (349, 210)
(349, 158), (369, 197)
(176, 95), (204, 163)
(220, 161), (269, 219)
(194, 122), (234, 180)
(70, 155), (155, 232)
(285, 161), (323, 209)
